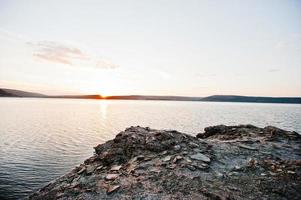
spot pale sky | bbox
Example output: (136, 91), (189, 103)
(0, 0), (300, 96)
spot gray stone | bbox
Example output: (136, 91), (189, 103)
(189, 153), (211, 163)
(162, 155), (172, 162)
(86, 165), (96, 175)
(189, 142), (199, 148)
(238, 144), (257, 150)
(174, 145), (181, 151)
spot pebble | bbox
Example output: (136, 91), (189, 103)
(173, 155), (183, 163)
(174, 145), (181, 151)
(110, 165), (122, 171)
(228, 172), (239, 176)
(162, 155), (172, 162)
(248, 158), (257, 167)
(107, 185), (120, 194)
(86, 165), (96, 175)
(186, 165), (196, 171)
(137, 155), (145, 161)
(167, 164), (177, 169)
(233, 165), (242, 171)
(238, 144), (257, 150)
(189, 142), (199, 148)
(201, 163), (208, 167)
(193, 148), (202, 153)
(215, 171), (224, 178)
(149, 168), (161, 173)
(77, 167), (86, 175)
(190, 153), (211, 163)
(56, 193), (64, 198)
(105, 174), (119, 181)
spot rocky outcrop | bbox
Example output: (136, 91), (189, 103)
(29, 125), (301, 200)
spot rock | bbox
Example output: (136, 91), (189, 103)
(215, 171), (224, 178)
(110, 165), (122, 171)
(137, 155), (145, 161)
(192, 148), (202, 152)
(105, 174), (119, 181)
(196, 125), (228, 139)
(174, 145), (181, 151)
(56, 193), (64, 198)
(186, 165), (196, 171)
(106, 185), (120, 194)
(149, 167), (161, 173)
(190, 153), (211, 163)
(233, 165), (242, 171)
(172, 155), (183, 163)
(77, 167), (86, 175)
(185, 157), (192, 163)
(238, 144), (257, 150)
(162, 155), (172, 162)
(228, 171), (239, 176)
(126, 162), (137, 173)
(86, 165), (96, 175)
(228, 186), (239, 191)
(189, 142), (199, 148)
(29, 125), (301, 200)
(248, 158), (257, 167)
(166, 164), (177, 169)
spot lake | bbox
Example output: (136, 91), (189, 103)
(0, 98), (300, 199)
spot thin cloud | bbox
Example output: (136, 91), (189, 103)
(28, 41), (119, 69)
(28, 41), (88, 65)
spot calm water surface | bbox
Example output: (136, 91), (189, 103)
(0, 98), (300, 199)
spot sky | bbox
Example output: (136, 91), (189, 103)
(0, 0), (300, 97)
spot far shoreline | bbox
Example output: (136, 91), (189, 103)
(1, 96), (301, 105)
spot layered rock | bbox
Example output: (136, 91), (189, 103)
(29, 125), (301, 200)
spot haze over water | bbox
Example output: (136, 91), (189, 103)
(0, 98), (300, 199)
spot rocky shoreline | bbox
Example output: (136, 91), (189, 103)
(29, 125), (301, 200)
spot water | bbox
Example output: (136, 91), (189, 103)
(0, 98), (300, 199)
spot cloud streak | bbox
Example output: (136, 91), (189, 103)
(29, 41), (88, 65)
(28, 41), (118, 69)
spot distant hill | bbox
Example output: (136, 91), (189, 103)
(49, 95), (102, 99)
(0, 88), (46, 97)
(1, 88), (301, 104)
(105, 95), (202, 101)
(201, 95), (301, 104)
